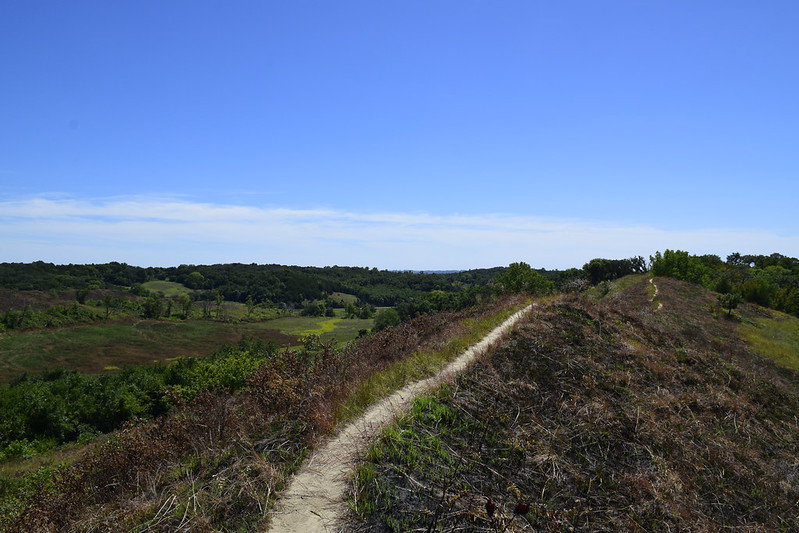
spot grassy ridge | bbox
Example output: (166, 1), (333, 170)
(349, 278), (799, 531)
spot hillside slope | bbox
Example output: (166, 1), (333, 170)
(0, 297), (525, 531)
(348, 277), (799, 531)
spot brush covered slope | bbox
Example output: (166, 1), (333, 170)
(0, 297), (523, 532)
(348, 277), (799, 531)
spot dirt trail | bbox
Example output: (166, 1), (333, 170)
(266, 304), (534, 533)
(649, 278), (663, 310)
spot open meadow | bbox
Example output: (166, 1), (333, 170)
(0, 312), (373, 383)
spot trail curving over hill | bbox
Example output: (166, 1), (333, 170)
(649, 278), (663, 310)
(266, 304), (534, 533)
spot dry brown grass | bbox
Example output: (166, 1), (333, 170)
(347, 278), (799, 532)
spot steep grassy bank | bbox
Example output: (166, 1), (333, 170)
(348, 278), (799, 531)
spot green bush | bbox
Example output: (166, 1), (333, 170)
(650, 250), (712, 285)
(373, 308), (401, 331)
(0, 339), (279, 459)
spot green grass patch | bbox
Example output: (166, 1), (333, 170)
(740, 310), (799, 372)
(329, 292), (359, 305)
(140, 281), (192, 297)
(351, 388), (468, 524)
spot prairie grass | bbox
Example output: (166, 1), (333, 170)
(740, 309), (799, 371)
(268, 315), (341, 337)
(0, 319), (297, 382)
(329, 292), (360, 305)
(584, 273), (648, 300)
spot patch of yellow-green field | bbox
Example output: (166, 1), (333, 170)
(741, 310), (799, 372)
(269, 316), (339, 336)
(267, 315), (373, 344)
(141, 281), (192, 297)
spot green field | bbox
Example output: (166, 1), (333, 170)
(329, 292), (359, 305)
(0, 314), (374, 383)
(141, 280), (193, 297)
(741, 309), (799, 372)
(268, 314), (372, 342)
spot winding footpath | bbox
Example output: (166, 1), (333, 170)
(649, 278), (663, 310)
(267, 304), (534, 533)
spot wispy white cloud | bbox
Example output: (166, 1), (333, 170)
(1, 196), (797, 269)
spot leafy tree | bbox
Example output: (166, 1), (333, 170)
(177, 293), (192, 319)
(141, 295), (164, 319)
(717, 292), (743, 317)
(102, 295), (126, 319)
(183, 271), (206, 289)
(214, 291), (224, 320)
(373, 308), (401, 331)
(300, 302), (325, 317)
(650, 250), (712, 285)
(75, 288), (90, 305)
(494, 262), (555, 296)
(583, 256), (647, 285)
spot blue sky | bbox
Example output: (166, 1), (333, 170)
(2, 1), (798, 269)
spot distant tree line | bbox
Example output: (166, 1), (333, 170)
(0, 262), (504, 308)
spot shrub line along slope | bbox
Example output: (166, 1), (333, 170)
(267, 305), (533, 532)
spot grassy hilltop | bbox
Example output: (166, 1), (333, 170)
(349, 277), (799, 531)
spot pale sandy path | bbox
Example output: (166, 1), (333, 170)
(649, 278), (664, 310)
(266, 304), (534, 533)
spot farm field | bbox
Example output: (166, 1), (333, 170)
(0, 314), (374, 383)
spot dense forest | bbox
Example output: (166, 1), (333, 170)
(0, 262), (505, 307)
(1, 252), (797, 316)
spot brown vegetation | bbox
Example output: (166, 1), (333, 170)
(2, 297), (521, 531)
(348, 278), (799, 531)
